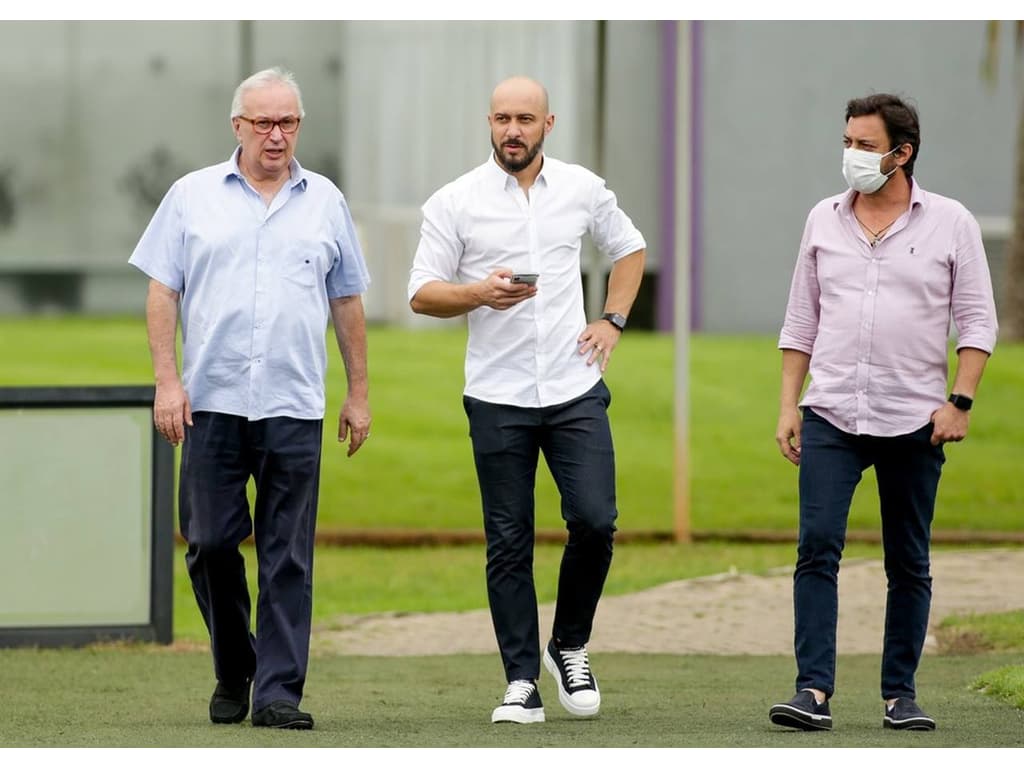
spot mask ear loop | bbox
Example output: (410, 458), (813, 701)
(882, 144), (904, 179)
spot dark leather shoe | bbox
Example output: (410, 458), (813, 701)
(252, 700), (314, 730)
(209, 678), (252, 724)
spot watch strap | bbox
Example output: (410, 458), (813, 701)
(948, 393), (973, 412)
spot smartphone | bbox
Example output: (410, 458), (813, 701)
(510, 273), (539, 285)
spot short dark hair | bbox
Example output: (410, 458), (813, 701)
(845, 93), (920, 178)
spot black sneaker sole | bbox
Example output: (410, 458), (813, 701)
(884, 717), (935, 731)
(769, 704), (833, 731)
(253, 718), (313, 730)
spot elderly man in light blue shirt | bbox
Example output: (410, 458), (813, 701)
(129, 67), (370, 731)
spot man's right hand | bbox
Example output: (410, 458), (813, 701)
(776, 405), (802, 465)
(154, 379), (193, 446)
(476, 268), (538, 310)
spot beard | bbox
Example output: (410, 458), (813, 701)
(492, 134), (544, 173)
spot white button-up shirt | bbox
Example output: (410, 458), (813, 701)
(129, 148), (371, 421)
(409, 155), (646, 407)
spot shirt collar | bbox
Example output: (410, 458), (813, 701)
(224, 145), (307, 190)
(486, 152), (550, 191)
(834, 177), (926, 214)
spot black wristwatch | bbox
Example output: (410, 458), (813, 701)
(948, 393), (973, 412)
(601, 312), (627, 332)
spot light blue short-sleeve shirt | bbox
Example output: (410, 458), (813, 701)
(129, 148), (370, 420)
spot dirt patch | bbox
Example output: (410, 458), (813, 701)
(310, 548), (1024, 657)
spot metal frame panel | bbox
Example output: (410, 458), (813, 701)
(0, 386), (174, 646)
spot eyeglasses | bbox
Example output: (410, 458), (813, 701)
(236, 115), (301, 135)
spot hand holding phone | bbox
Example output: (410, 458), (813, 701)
(510, 273), (539, 285)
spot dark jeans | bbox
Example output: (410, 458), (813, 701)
(464, 379), (618, 683)
(179, 412), (322, 712)
(794, 407), (944, 701)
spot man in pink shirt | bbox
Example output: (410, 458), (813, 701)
(769, 93), (998, 733)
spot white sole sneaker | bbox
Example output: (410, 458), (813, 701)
(491, 704), (546, 724)
(543, 646), (601, 717)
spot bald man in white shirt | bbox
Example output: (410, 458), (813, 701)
(409, 76), (646, 725)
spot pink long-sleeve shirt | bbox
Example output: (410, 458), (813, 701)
(778, 181), (998, 437)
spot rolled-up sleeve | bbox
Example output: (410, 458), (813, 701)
(587, 177), (646, 260)
(950, 212), (999, 353)
(778, 214), (821, 354)
(408, 191), (462, 301)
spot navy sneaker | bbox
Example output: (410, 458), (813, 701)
(884, 698), (936, 730)
(543, 639), (600, 717)
(769, 689), (833, 731)
(491, 679), (545, 724)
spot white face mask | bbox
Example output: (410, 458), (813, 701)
(842, 146), (901, 194)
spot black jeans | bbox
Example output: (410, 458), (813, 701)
(793, 407), (944, 701)
(179, 412), (322, 712)
(464, 379), (618, 683)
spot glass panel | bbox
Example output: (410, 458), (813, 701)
(0, 407), (152, 627)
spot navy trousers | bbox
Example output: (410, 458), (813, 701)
(179, 412), (322, 712)
(794, 407), (944, 701)
(464, 379), (618, 683)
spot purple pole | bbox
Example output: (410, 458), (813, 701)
(656, 21), (678, 333)
(655, 20), (704, 333)
(690, 20), (703, 331)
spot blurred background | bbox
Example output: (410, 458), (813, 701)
(2, 18), (1022, 647)
(1, 19), (1021, 545)
(0, 19), (1017, 330)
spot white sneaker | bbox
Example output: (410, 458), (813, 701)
(491, 679), (546, 724)
(543, 639), (601, 717)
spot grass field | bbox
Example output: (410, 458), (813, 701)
(2, 317), (1022, 750)
(0, 648), (1022, 747)
(2, 317), (1022, 535)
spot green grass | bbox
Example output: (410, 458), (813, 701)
(3, 317), (1023, 746)
(972, 665), (1024, 709)
(938, 610), (1024, 653)
(0, 648), (1021, 746)
(2, 317), (1022, 534)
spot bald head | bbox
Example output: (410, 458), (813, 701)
(488, 76), (555, 177)
(490, 76), (549, 116)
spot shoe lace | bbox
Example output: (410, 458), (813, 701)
(558, 646), (592, 688)
(502, 680), (535, 705)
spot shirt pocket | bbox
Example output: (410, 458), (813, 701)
(281, 245), (320, 288)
